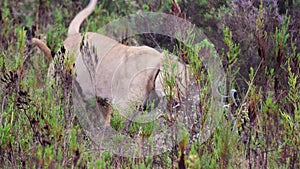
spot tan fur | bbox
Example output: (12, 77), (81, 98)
(64, 33), (162, 107)
(68, 0), (98, 36)
(32, 0), (189, 116)
(31, 38), (52, 61)
(31, 0), (162, 114)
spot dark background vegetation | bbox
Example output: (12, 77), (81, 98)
(0, 0), (299, 168)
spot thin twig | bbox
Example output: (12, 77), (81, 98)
(237, 59), (264, 115)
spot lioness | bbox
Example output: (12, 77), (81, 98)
(31, 0), (189, 122)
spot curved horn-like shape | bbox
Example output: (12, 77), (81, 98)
(67, 0), (98, 36)
(31, 38), (52, 61)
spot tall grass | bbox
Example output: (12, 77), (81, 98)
(0, 0), (299, 168)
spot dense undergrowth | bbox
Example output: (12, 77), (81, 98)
(0, 0), (299, 168)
